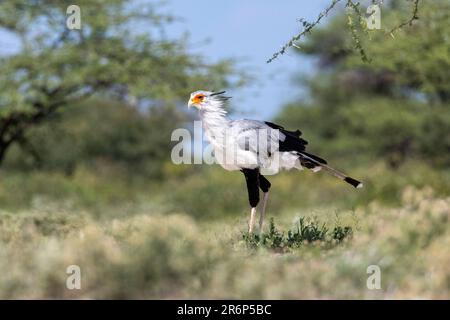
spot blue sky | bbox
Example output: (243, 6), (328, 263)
(165, 0), (330, 120)
(0, 0), (332, 120)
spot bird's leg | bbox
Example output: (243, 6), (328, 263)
(258, 174), (271, 233)
(242, 169), (260, 234)
(249, 207), (257, 233)
(259, 192), (270, 231)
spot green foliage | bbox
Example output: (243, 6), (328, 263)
(267, 0), (423, 63)
(4, 97), (182, 178)
(276, 1), (450, 167)
(349, 0), (450, 102)
(0, 0), (237, 162)
(162, 157), (450, 220)
(243, 217), (352, 251)
(0, 159), (449, 222)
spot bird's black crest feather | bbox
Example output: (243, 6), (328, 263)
(210, 91), (226, 96)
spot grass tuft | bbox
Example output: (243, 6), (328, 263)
(242, 217), (353, 251)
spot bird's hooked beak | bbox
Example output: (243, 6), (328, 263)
(188, 95), (201, 109)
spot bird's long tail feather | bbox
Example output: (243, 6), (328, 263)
(298, 152), (363, 189)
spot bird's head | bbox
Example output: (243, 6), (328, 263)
(188, 90), (230, 110)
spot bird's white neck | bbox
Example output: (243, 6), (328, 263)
(199, 101), (230, 139)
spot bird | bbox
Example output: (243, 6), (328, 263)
(187, 90), (363, 233)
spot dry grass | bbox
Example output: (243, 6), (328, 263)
(0, 186), (448, 299)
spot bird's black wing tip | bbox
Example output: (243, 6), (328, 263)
(345, 177), (363, 189)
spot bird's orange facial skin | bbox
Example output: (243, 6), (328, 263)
(191, 94), (205, 106)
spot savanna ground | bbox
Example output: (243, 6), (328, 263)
(0, 161), (448, 299)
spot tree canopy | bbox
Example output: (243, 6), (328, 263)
(275, 0), (450, 167)
(0, 0), (236, 162)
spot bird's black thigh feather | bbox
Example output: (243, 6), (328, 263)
(259, 174), (271, 193)
(242, 169), (260, 207)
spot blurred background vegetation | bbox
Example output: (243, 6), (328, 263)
(0, 0), (449, 298)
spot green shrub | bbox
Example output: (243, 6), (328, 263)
(242, 217), (353, 251)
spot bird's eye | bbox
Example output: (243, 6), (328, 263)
(195, 94), (205, 101)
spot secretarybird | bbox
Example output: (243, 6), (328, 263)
(188, 90), (362, 233)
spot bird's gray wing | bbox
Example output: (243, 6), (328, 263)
(230, 119), (284, 155)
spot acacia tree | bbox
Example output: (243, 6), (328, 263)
(275, 0), (450, 167)
(267, 0), (422, 63)
(0, 0), (234, 163)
